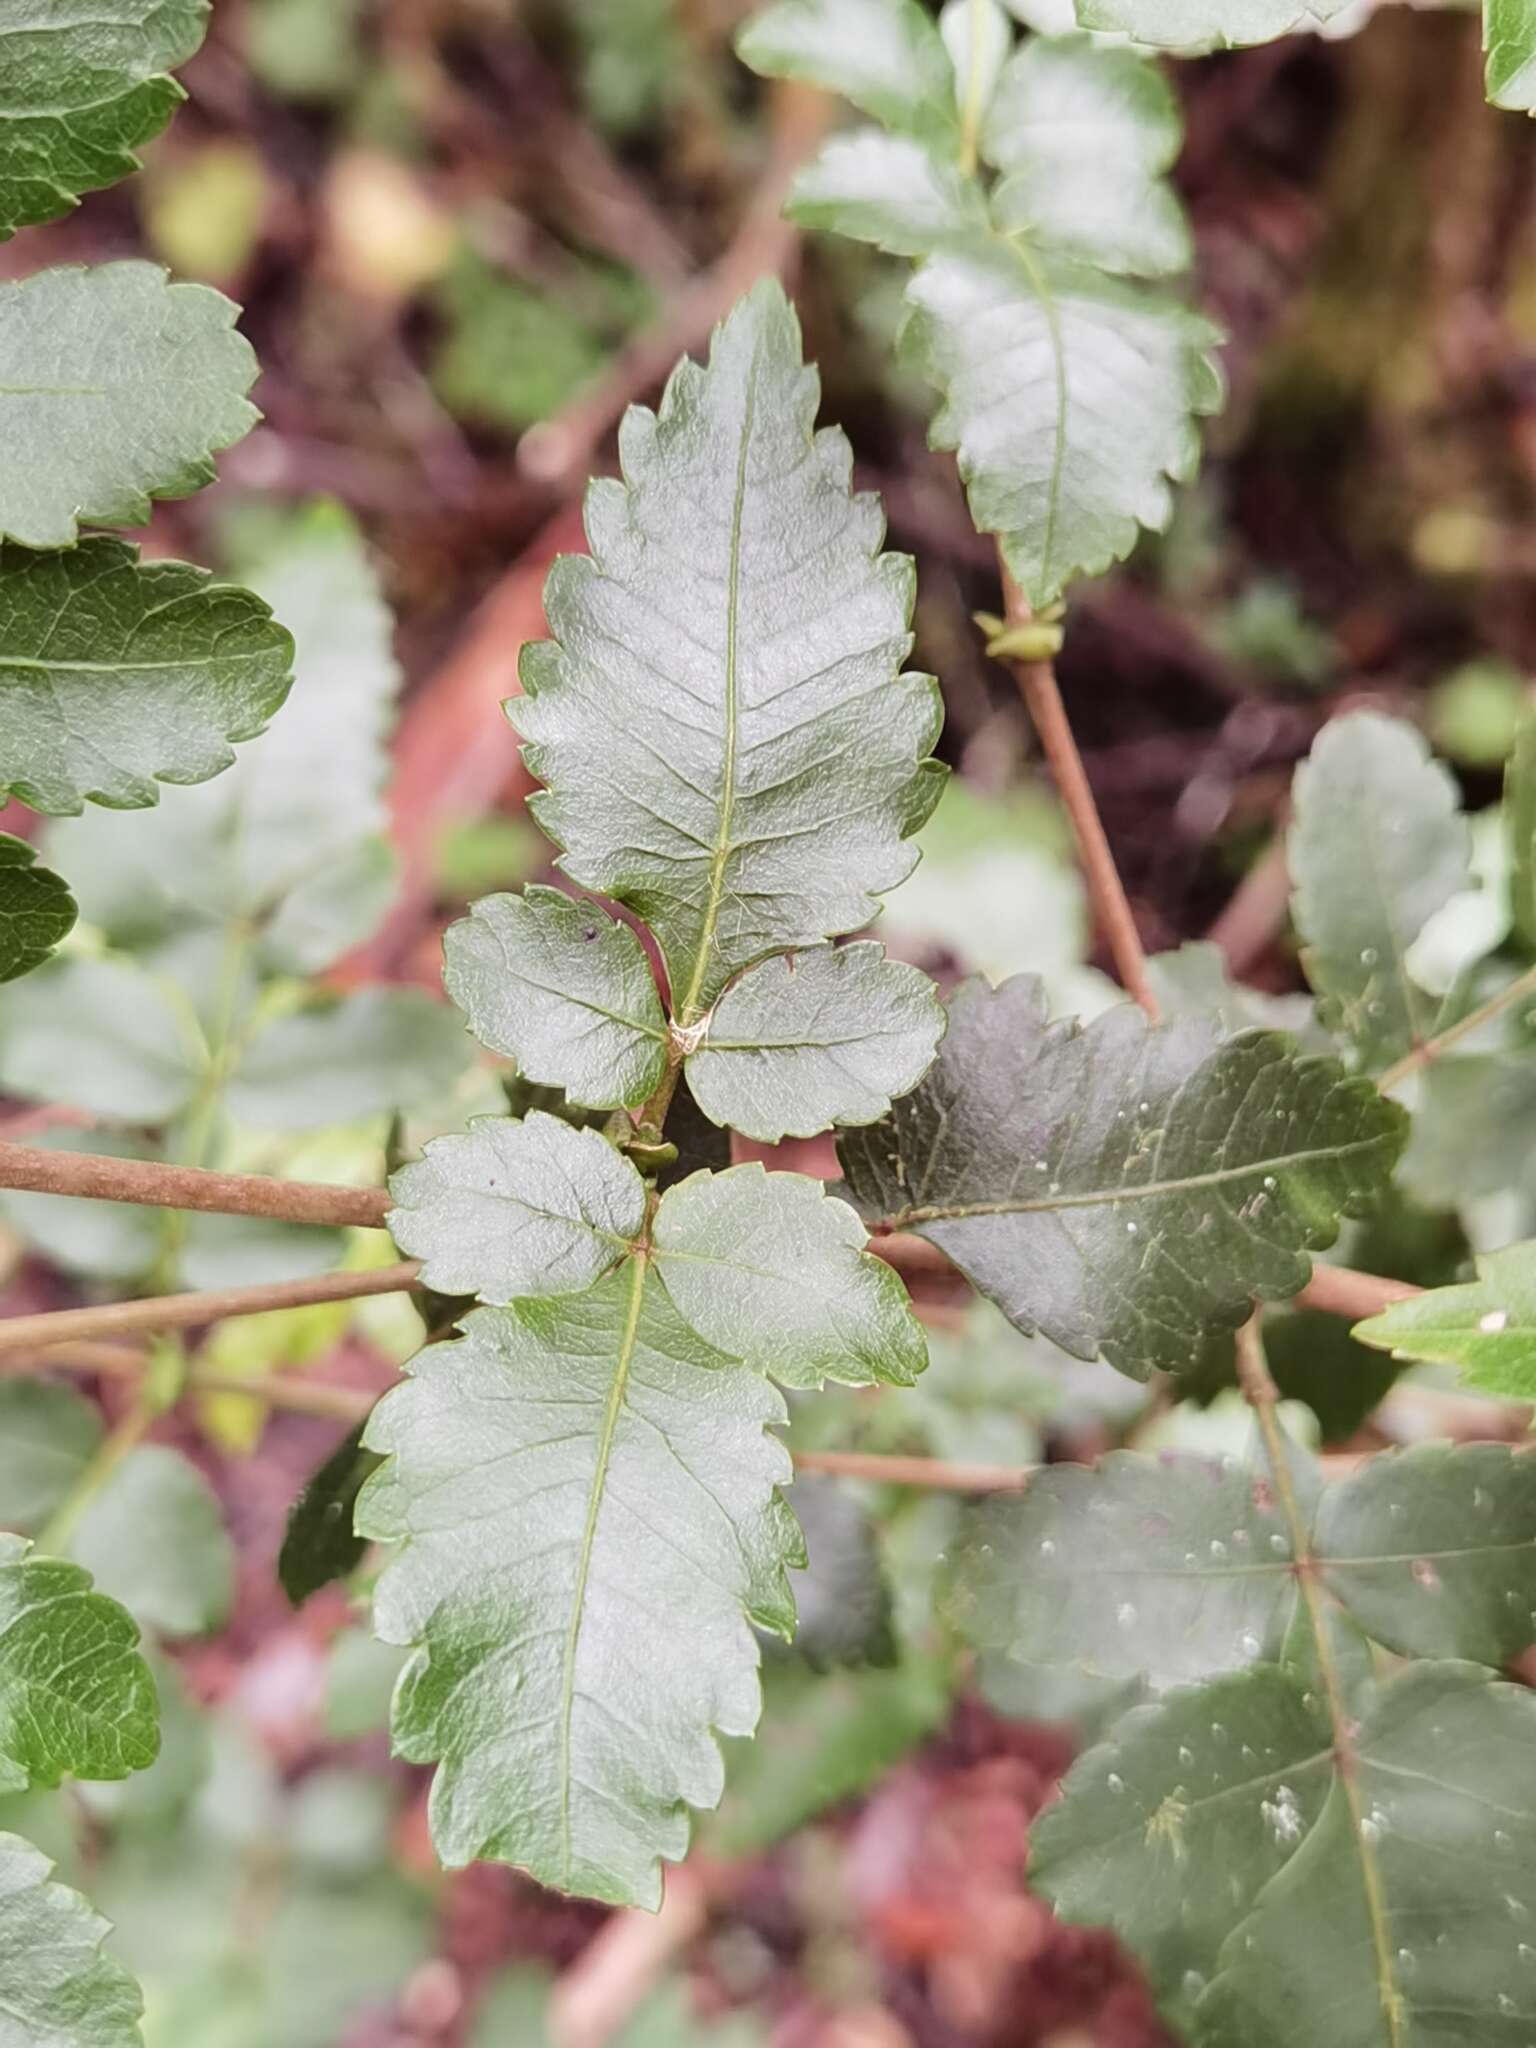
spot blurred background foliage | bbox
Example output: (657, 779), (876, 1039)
(5, 1), (1536, 2043)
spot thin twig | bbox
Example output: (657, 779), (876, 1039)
(1296, 1263), (1419, 1321)
(0, 1143), (393, 1230)
(1, 1341), (379, 1421)
(996, 557), (1161, 1018)
(792, 1448), (1033, 1493)
(0, 1263), (422, 1355)
(1377, 959), (1536, 1093)
(550, 1866), (712, 2048)
(1206, 828), (1292, 977)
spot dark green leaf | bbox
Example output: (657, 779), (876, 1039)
(516, 282), (943, 1020)
(1312, 1444), (1536, 1666)
(783, 1476), (894, 1667)
(983, 35), (1190, 276)
(0, 540), (292, 815)
(0, 0), (207, 237)
(0, 1536), (159, 1791)
(0, 1830), (144, 2047)
(444, 886), (668, 1111)
(1199, 1662), (1536, 2046)
(946, 1452), (1304, 1688)
(736, 0), (960, 148)
(838, 975), (1406, 1379)
(279, 1423), (383, 1609)
(358, 1280), (803, 1906)
(1289, 711), (1470, 1071)
(0, 837), (73, 983)
(0, 265), (259, 549)
(1032, 1667), (1332, 2028)
(1355, 1245), (1536, 1397)
(686, 942), (945, 1142)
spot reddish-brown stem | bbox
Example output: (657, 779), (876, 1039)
(0, 1143), (393, 1230)
(1296, 1263), (1418, 1320)
(998, 558), (1160, 1019)
(0, 1262), (422, 1354)
(792, 1448), (1033, 1493)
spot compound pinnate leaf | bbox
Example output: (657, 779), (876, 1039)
(1488, 0), (1536, 110)
(1289, 711), (1470, 1072)
(838, 975), (1405, 1379)
(0, 0), (207, 239)
(444, 886), (668, 1111)
(516, 282), (942, 1019)
(983, 36), (1191, 277)
(0, 264), (259, 549)
(786, 130), (989, 259)
(652, 1165), (927, 1389)
(902, 242), (1223, 608)
(1074, 0), (1358, 42)
(358, 1278), (802, 1907)
(1032, 1668), (1332, 2029)
(0, 1536), (158, 1792)
(1199, 1662), (1536, 2047)
(687, 942), (946, 1143)
(0, 835), (73, 984)
(736, 0), (959, 147)
(224, 989), (471, 1130)
(0, 1831), (144, 2048)
(1313, 1444), (1536, 1666)
(945, 1452), (1305, 1689)
(390, 1112), (645, 1303)
(1354, 1241), (1536, 1397)
(0, 540), (292, 814)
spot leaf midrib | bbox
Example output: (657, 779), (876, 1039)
(557, 1250), (647, 1881)
(888, 1133), (1391, 1225)
(675, 343), (758, 1025)
(1008, 234), (1068, 589)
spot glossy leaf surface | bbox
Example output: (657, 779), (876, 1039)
(839, 975), (1405, 1377)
